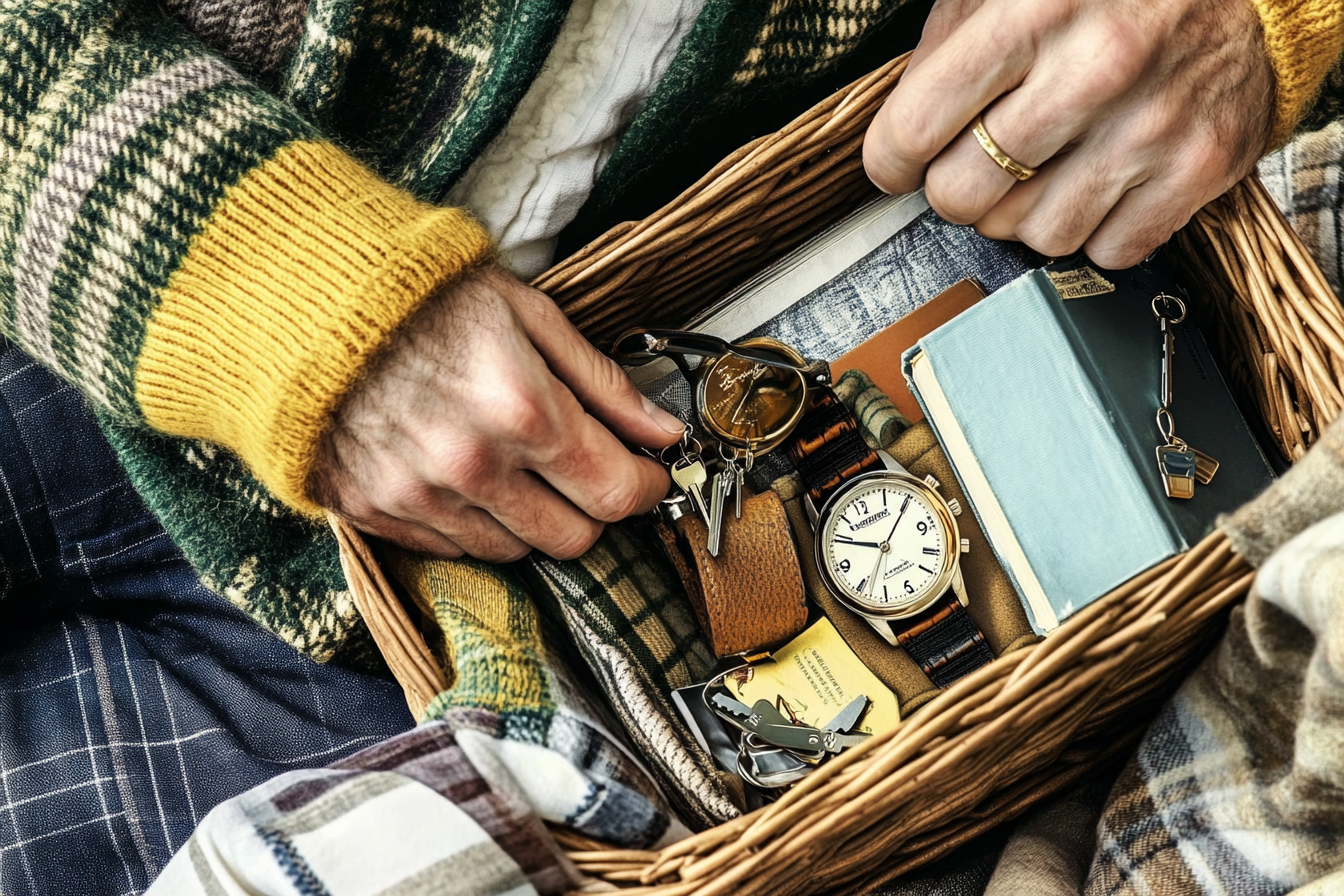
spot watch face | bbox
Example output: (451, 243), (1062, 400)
(698, 339), (808, 451)
(817, 476), (953, 615)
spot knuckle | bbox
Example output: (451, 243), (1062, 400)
(384, 477), (445, 518)
(494, 391), (552, 445)
(926, 169), (994, 225)
(589, 480), (647, 522)
(426, 442), (494, 494)
(1087, 30), (1148, 96)
(884, 103), (943, 166)
(1087, 228), (1166, 270)
(593, 355), (636, 402)
(1017, 219), (1083, 259)
(547, 521), (604, 560)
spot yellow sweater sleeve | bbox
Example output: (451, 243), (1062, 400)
(134, 141), (494, 516)
(1250, 0), (1344, 146)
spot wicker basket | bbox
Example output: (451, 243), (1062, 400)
(334, 53), (1344, 895)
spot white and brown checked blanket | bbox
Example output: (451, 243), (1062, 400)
(979, 392), (1344, 896)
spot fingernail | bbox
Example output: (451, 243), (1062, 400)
(642, 396), (686, 435)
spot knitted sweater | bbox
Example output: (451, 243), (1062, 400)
(0, 0), (1340, 665)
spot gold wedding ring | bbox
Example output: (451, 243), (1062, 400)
(972, 116), (1037, 181)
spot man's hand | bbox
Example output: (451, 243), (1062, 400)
(863, 0), (1274, 268)
(312, 266), (685, 561)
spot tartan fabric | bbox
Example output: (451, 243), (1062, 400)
(521, 521), (737, 829)
(1260, 119), (1344, 296)
(0, 338), (414, 896)
(1080, 414), (1344, 894)
(147, 715), (692, 895)
(382, 547), (689, 847)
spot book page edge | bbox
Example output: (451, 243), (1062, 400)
(908, 350), (1060, 633)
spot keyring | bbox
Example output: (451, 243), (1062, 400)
(1151, 293), (1186, 325)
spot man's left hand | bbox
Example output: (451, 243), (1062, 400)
(863, 0), (1274, 269)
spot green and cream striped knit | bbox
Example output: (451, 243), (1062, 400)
(0, 0), (934, 661)
(3, 0), (1341, 696)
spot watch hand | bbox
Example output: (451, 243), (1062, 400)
(728, 365), (766, 424)
(836, 539), (883, 549)
(862, 550), (884, 599)
(883, 498), (910, 546)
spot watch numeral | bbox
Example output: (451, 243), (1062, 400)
(904, 580), (915, 594)
(922, 547), (939, 555)
(918, 564), (935, 575)
(838, 558), (851, 573)
(834, 533), (854, 543)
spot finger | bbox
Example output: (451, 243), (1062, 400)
(863, 1), (1035, 194)
(971, 177), (1042, 242)
(334, 504), (467, 558)
(424, 504), (533, 562)
(385, 480), (533, 561)
(525, 407), (673, 523)
(1082, 178), (1200, 270)
(969, 139), (1140, 257)
(483, 469), (606, 560)
(924, 42), (1148, 226)
(504, 275), (685, 449)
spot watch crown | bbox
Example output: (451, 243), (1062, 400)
(947, 498), (962, 516)
(923, 474), (940, 489)
(960, 538), (971, 553)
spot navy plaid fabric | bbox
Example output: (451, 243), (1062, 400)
(0, 340), (414, 896)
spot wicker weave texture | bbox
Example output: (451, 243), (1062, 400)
(338, 52), (1344, 896)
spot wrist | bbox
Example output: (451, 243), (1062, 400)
(1245, 0), (1344, 146)
(134, 140), (495, 515)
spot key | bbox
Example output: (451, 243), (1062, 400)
(734, 462), (745, 519)
(737, 736), (813, 789)
(1156, 442), (1197, 499)
(670, 453), (710, 525)
(707, 467), (730, 556)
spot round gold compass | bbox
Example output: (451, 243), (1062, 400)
(696, 337), (809, 454)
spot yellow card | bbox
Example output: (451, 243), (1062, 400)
(725, 619), (900, 736)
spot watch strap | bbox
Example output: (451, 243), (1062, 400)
(894, 592), (994, 688)
(786, 386), (885, 506)
(654, 489), (809, 658)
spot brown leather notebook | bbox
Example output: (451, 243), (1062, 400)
(829, 279), (986, 423)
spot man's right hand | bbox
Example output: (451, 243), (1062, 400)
(312, 265), (685, 562)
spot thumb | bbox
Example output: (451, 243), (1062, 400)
(503, 274), (686, 448)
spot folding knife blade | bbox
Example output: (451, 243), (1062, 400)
(821, 695), (870, 735)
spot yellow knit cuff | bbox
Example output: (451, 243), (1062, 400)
(135, 140), (495, 515)
(1249, 0), (1344, 147)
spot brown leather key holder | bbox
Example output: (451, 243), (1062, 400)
(653, 488), (809, 659)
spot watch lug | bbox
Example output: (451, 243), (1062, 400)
(804, 492), (819, 529)
(876, 449), (910, 476)
(867, 616), (901, 647)
(951, 566), (969, 608)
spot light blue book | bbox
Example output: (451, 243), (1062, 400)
(904, 259), (1275, 634)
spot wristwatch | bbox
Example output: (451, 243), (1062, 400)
(788, 388), (994, 688)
